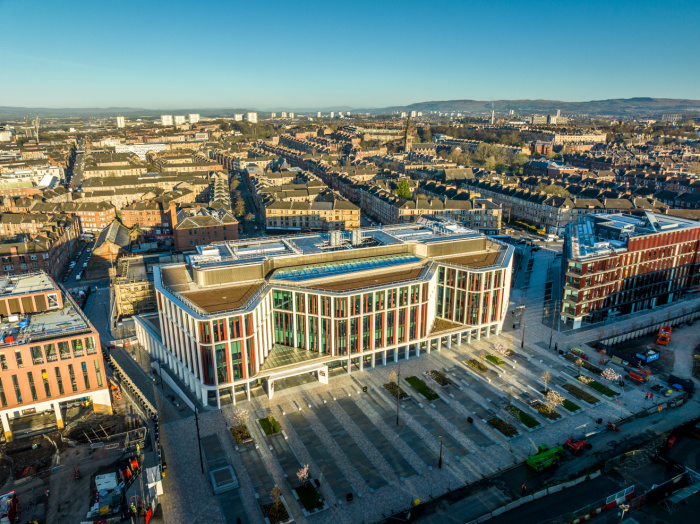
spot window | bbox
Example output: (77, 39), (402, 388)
(31, 346), (43, 365)
(11, 375), (21, 404)
(94, 360), (103, 388)
(58, 341), (71, 359)
(85, 337), (96, 354)
(72, 339), (83, 357)
(0, 353), (7, 371)
(55, 368), (64, 395)
(47, 293), (59, 309)
(26, 372), (37, 401)
(41, 370), (51, 397)
(15, 350), (23, 368)
(68, 365), (78, 392)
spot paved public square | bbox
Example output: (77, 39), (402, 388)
(155, 246), (700, 523)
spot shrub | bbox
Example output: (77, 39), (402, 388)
(532, 402), (561, 420)
(428, 370), (450, 386)
(466, 359), (488, 373)
(383, 382), (408, 400)
(488, 417), (518, 437)
(230, 425), (251, 444)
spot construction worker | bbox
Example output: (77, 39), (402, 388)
(521, 483), (526, 495)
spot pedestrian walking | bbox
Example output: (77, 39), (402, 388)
(45, 488), (50, 498)
(521, 483), (527, 495)
(645, 393), (649, 400)
(554, 343), (558, 352)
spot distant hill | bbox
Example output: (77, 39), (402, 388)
(1, 98), (699, 120)
(377, 98), (700, 117)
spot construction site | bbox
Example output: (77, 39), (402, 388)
(0, 351), (161, 524)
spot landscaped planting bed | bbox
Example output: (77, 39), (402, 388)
(466, 359), (489, 373)
(488, 417), (518, 437)
(506, 405), (540, 428)
(562, 384), (598, 404)
(541, 389), (581, 412)
(383, 382), (409, 400)
(532, 402), (561, 420)
(576, 376), (617, 397)
(295, 482), (324, 511)
(428, 369), (451, 386)
(564, 354), (602, 375)
(562, 399), (581, 412)
(406, 376), (439, 401)
(230, 424), (251, 444)
(485, 354), (505, 366)
(263, 502), (290, 524)
(259, 416), (281, 435)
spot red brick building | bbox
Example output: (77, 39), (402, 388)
(121, 202), (178, 238)
(173, 208), (239, 250)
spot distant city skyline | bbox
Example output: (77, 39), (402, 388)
(0, 0), (698, 108)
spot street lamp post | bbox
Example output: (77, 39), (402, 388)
(521, 322), (526, 349)
(396, 363), (401, 427)
(438, 436), (443, 469)
(195, 407), (204, 474)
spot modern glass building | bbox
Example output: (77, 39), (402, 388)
(135, 218), (514, 407)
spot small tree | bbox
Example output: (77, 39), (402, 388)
(271, 486), (282, 509)
(234, 198), (246, 216)
(389, 370), (397, 384)
(232, 407), (249, 426)
(575, 358), (584, 372)
(601, 367), (621, 384)
(245, 212), (255, 222)
(296, 464), (309, 486)
(493, 343), (509, 357)
(396, 179), (412, 199)
(540, 371), (551, 393)
(544, 390), (564, 413)
(579, 375), (593, 385)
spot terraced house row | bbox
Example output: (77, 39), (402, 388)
(135, 218), (513, 407)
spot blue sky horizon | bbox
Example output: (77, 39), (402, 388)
(1, 0), (698, 109)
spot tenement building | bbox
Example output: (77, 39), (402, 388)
(135, 219), (514, 407)
(562, 212), (700, 329)
(0, 273), (111, 440)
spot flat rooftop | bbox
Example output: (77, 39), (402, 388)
(189, 222), (481, 270)
(156, 219), (513, 317)
(0, 273), (57, 297)
(0, 293), (92, 346)
(569, 212), (700, 260)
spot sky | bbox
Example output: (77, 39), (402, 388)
(0, 0), (698, 109)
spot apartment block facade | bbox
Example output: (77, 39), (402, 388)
(561, 213), (700, 329)
(0, 273), (111, 440)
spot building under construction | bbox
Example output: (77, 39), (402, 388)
(113, 253), (185, 319)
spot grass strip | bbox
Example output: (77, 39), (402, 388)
(406, 376), (439, 401)
(506, 405), (540, 428)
